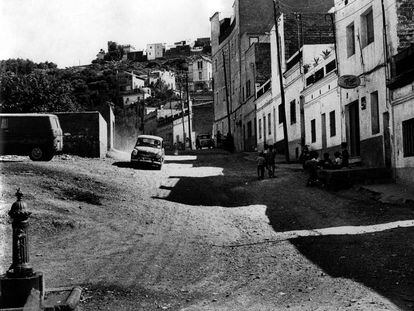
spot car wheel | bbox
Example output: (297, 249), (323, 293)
(29, 146), (44, 161)
(156, 164), (162, 170)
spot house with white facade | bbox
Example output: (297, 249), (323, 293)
(388, 46), (414, 184)
(146, 43), (165, 60)
(188, 55), (213, 92)
(334, 0), (391, 167)
(264, 5), (335, 158)
(149, 70), (176, 90)
(303, 53), (341, 156)
(334, 0), (414, 170)
(255, 80), (273, 151)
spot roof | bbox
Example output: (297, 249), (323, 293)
(138, 134), (163, 141)
(0, 113), (59, 118)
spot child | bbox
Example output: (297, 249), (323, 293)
(305, 151), (320, 186)
(320, 152), (333, 169)
(266, 145), (276, 177)
(333, 151), (342, 168)
(257, 152), (266, 180)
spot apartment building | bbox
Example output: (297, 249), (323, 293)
(210, 0), (274, 151)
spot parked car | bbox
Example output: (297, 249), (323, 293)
(196, 134), (214, 149)
(0, 113), (63, 161)
(131, 135), (165, 169)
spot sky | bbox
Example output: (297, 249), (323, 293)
(0, 0), (233, 68)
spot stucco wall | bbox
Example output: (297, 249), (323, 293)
(98, 114), (107, 158)
(392, 82), (414, 184)
(55, 112), (107, 158)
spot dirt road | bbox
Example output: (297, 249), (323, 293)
(1, 151), (414, 310)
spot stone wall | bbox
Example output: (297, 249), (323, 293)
(284, 12), (335, 61)
(397, 0), (414, 52)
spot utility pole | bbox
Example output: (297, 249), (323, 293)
(185, 72), (192, 150)
(272, 0), (290, 162)
(222, 51), (232, 137)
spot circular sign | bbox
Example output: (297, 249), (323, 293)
(338, 75), (361, 89)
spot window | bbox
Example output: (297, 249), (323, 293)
(371, 91), (380, 134)
(361, 8), (374, 48)
(197, 61), (203, 70)
(268, 113), (271, 135)
(326, 60), (336, 74)
(249, 37), (259, 46)
(242, 87), (245, 102)
(0, 117), (8, 129)
(403, 118), (414, 157)
(311, 119), (316, 143)
(198, 72), (202, 80)
(259, 119), (262, 139)
(247, 121), (252, 138)
(329, 110), (336, 137)
(290, 100), (296, 124)
(278, 104), (284, 124)
(314, 68), (324, 84)
(346, 22), (355, 57)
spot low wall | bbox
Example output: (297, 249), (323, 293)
(55, 112), (107, 158)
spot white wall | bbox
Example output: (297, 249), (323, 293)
(256, 90), (274, 149)
(391, 82), (414, 175)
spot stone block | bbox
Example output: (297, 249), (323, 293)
(0, 272), (43, 309)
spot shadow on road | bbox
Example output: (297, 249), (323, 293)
(156, 152), (414, 310)
(112, 161), (160, 170)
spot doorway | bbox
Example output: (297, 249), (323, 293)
(321, 113), (327, 150)
(347, 100), (360, 156)
(383, 112), (392, 168)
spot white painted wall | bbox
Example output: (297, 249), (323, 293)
(391, 82), (414, 174)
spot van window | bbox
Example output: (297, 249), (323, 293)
(1, 118), (8, 129)
(52, 117), (60, 129)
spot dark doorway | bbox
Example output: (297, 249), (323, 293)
(383, 112), (392, 168)
(347, 101), (360, 156)
(321, 113), (327, 150)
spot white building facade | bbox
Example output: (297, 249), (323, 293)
(146, 43), (165, 60)
(303, 54), (341, 155)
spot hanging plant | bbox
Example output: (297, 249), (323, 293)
(313, 57), (320, 67)
(303, 64), (310, 74)
(322, 49), (331, 59)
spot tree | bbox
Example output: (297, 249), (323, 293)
(0, 71), (78, 113)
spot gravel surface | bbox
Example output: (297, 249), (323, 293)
(1, 151), (414, 310)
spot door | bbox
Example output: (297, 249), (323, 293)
(263, 115), (267, 145)
(0, 116), (9, 154)
(347, 101), (360, 156)
(383, 112), (391, 168)
(321, 113), (327, 151)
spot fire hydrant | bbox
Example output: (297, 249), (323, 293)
(0, 189), (43, 309)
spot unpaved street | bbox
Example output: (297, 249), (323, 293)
(1, 151), (414, 310)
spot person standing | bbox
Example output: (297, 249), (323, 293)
(267, 145), (276, 177)
(256, 152), (266, 180)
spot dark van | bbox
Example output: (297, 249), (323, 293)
(0, 113), (63, 161)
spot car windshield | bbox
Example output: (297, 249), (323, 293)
(136, 137), (162, 149)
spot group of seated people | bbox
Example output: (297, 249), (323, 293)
(305, 148), (350, 187)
